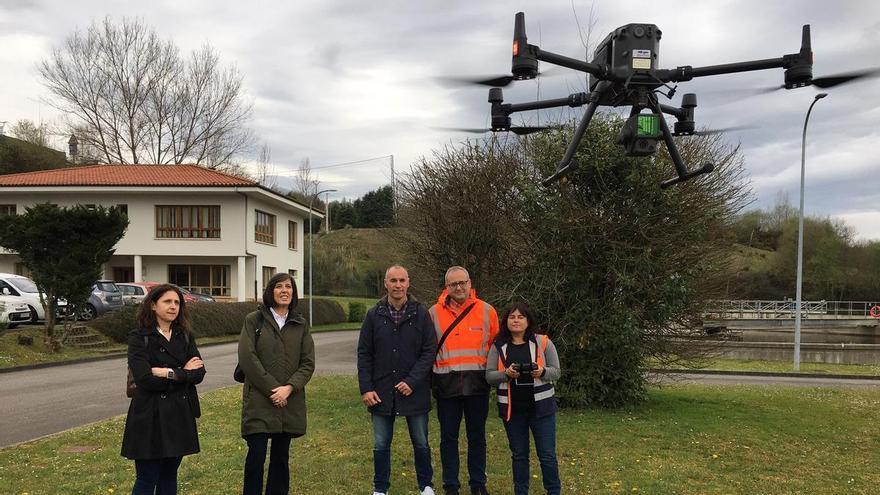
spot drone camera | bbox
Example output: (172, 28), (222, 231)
(619, 113), (661, 156)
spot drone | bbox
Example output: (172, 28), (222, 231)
(451, 12), (878, 188)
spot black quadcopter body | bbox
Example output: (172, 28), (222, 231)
(462, 12), (874, 188)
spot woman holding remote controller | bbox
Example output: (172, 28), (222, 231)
(486, 302), (562, 495)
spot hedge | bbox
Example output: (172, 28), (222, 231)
(347, 301), (366, 323)
(91, 298), (346, 343)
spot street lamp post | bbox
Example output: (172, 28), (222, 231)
(794, 93), (827, 371)
(308, 188), (336, 328)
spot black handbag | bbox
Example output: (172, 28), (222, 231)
(233, 313), (263, 383)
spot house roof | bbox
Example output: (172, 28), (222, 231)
(0, 164), (255, 187)
(0, 163), (322, 216)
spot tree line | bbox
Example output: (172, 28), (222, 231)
(728, 200), (880, 301)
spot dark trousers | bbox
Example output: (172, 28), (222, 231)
(372, 413), (434, 492)
(131, 457), (183, 495)
(243, 432), (293, 495)
(436, 394), (489, 490)
(502, 412), (561, 495)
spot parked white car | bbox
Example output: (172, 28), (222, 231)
(0, 294), (31, 329)
(0, 273), (68, 323)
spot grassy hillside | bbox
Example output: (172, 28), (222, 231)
(307, 228), (403, 297)
(729, 243), (778, 273)
(310, 231), (786, 300)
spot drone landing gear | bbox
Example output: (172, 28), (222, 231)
(541, 81), (611, 186)
(648, 97), (715, 188)
(542, 82), (714, 188)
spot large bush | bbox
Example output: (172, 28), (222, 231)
(348, 301), (367, 323)
(398, 115), (749, 408)
(92, 298), (346, 342)
(304, 298), (347, 326)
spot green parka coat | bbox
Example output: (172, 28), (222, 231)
(238, 307), (315, 437)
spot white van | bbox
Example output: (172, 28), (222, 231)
(0, 273), (68, 322)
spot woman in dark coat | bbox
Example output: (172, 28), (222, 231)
(238, 273), (315, 495)
(121, 284), (206, 495)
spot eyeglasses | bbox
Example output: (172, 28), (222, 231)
(446, 280), (470, 289)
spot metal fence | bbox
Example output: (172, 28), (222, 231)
(705, 300), (880, 320)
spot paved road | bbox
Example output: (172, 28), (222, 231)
(2, 330), (877, 447)
(0, 331), (359, 448)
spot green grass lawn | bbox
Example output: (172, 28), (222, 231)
(316, 295), (378, 314)
(0, 327), (125, 369)
(1, 376), (878, 494)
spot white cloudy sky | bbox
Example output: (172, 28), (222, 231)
(2, 0), (879, 239)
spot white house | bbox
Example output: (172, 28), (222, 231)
(0, 164), (322, 302)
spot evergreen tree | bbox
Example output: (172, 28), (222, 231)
(0, 204), (128, 350)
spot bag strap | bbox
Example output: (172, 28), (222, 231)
(436, 302), (476, 356)
(255, 311), (263, 344)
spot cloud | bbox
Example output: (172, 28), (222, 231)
(2, 0), (879, 239)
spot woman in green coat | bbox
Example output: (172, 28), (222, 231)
(238, 273), (315, 495)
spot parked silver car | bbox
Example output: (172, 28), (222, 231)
(78, 280), (124, 320)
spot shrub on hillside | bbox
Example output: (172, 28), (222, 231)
(348, 301), (366, 323)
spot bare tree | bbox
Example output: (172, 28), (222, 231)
(9, 119), (50, 147)
(293, 157), (320, 199)
(255, 142), (277, 189)
(39, 17), (254, 169)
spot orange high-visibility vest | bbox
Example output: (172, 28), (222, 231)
(430, 289), (499, 373)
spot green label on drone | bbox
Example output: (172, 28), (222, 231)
(637, 114), (660, 137)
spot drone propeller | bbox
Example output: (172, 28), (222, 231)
(734, 67), (880, 95)
(435, 126), (552, 135)
(811, 67), (880, 88)
(438, 67), (561, 88)
(690, 125), (758, 136)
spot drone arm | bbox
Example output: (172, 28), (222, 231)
(666, 57), (787, 82)
(657, 104), (684, 119)
(507, 93), (590, 114)
(536, 49), (606, 77)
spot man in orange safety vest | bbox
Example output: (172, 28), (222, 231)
(429, 266), (499, 495)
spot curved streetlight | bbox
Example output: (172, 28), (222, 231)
(308, 189), (336, 327)
(794, 93), (827, 371)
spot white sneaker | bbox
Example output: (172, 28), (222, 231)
(372, 492), (386, 495)
(421, 487), (436, 495)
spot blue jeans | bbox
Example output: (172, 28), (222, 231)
(502, 412), (561, 495)
(436, 394), (489, 490)
(372, 413), (434, 493)
(243, 432), (293, 495)
(132, 457), (183, 495)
